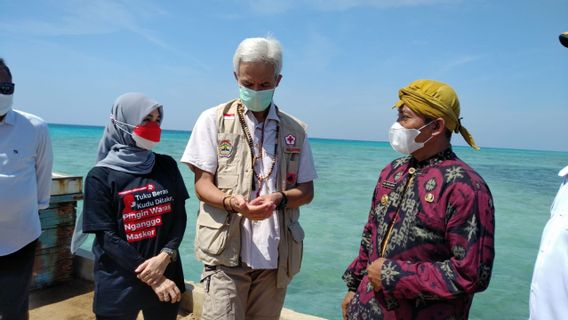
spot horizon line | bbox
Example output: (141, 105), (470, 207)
(47, 122), (568, 155)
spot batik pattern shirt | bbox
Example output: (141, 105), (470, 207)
(343, 148), (495, 320)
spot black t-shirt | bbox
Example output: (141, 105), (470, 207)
(83, 154), (189, 316)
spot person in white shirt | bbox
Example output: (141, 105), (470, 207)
(181, 36), (317, 320)
(529, 166), (568, 319)
(528, 32), (568, 320)
(0, 58), (53, 320)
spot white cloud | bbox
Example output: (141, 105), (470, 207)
(2, 0), (173, 50)
(245, 0), (459, 14)
(0, 0), (210, 66)
(310, 0), (458, 11)
(244, 0), (298, 14)
(300, 30), (336, 71)
(435, 54), (485, 77)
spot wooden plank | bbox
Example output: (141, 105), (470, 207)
(32, 255), (74, 289)
(31, 173), (84, 290)
(39, 205), (76, 228)
(37, 226), (74, 250)
(33, 242), (74, 290)
(48, 193), (84, 204)
(51, 174), (83, 196)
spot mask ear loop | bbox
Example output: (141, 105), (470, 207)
(418, 119), (438, 131)
(417, 119), (438, 145)
(110, 114), (135, 136)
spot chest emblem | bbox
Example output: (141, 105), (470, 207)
(285, 134), (296, 145)
(218, 139), (233, 158)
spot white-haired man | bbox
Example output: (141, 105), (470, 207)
(181, 37), (317, 320)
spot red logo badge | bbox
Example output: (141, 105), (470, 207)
(285, 134), (296, 145)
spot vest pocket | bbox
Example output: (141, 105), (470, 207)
(216, 173), (238, 189)
(287, 221), (305, 277)
(196, 203), (231, 255)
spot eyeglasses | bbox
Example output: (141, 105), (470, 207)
(0, 82), (14, 95)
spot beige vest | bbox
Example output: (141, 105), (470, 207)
(194, 99), (307, 288)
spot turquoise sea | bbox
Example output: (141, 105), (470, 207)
(51, 123), (567, 320)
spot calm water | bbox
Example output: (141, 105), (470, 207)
(50, 124), (567, 320)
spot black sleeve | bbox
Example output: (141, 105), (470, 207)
(83, 168), (116, 232)
(96, 231), (146, 272)
(163, 157), (188, 251)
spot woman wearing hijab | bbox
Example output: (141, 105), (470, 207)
(82, 92), (188, 320)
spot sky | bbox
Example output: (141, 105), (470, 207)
(1, 0), (567, 151)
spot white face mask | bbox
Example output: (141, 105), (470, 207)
(0, 94), (13, 116)
(388, 121), (434, 155)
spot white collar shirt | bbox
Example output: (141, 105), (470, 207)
(0, 109), (53, 255)
(529, 165), (568, 319)
(239, 104), (281, 269)
(552, 165), (568, 217)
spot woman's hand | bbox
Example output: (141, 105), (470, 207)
(151, 276), (181, 303)
(135, 252), (170, 285)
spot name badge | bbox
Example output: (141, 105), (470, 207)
(382, 181), (396, 189)
(285, 147), (301, 154)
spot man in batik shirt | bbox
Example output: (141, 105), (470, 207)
(342, 79), (495, 320)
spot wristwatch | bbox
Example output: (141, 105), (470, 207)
(160, 248), (177, 262)
(276, 191), (288, 210)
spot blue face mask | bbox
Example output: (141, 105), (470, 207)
(239, 86), (275, 112)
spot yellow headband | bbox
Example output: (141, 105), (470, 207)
(394, 79), (479, 150)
